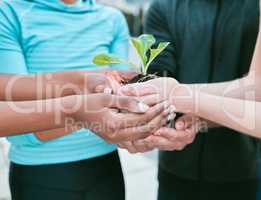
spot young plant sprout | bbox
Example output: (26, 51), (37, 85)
(93, 34), (173, 127)
(93, 34), (170, 76)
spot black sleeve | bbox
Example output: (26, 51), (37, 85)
(144, 0), (177, 77)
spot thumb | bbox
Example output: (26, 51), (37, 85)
(109, 96), (150, 113)
(94, 76), (121, 94)
(118, 83), (157, 97)
(117, 70), (138, 82)
(93, 85), (112, 94)
(175, 114), (193, 130)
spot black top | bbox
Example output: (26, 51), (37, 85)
(145, 0), (260, 181)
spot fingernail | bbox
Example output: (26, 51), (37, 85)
(154, 130), (161, 136)
(170, 105), (177, 113)
(167, 113), (175, 121)
(138, 102), (150, 112)
(104, 87), (113, 94)
(176, 121), (184, 130)
(163, 108), (171, 115)
(163, 101), (170, 109)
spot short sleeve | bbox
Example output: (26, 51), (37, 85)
(110, 10), (130, 70)
(0, 2), (27, 74)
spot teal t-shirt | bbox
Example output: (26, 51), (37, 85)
(0, 0), (129, 165)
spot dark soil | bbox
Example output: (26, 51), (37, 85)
(127, 73), (158, 84)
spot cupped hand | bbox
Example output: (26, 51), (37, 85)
(118, 77), (196, 113)
(118, 77), (179, 99)
(67, 93), (170, 144)
(118, 114), (201, 153)
(84, 70), (138, 94)
(34, 70), (138, 142)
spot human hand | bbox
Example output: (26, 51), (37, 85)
(65, 93), (170, 144)
(118, 77), (196, 113)
(80, 70), (138, 94)
(118, 77), (179, 99)
(52, 70), (137, 96)
(34, 70), (138, 141)
(118, 114), (201, 153)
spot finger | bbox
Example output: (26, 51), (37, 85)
(132, 140), (154, 153)
(167, 113), (176, 122)
(155, 123), (198, 145)
(118, 141), (139, 154)
(184, 124), (199, 142)
(104, 70), (124, 83)
(107, 75), (122, 93)
(94, 85), (113, 94)
(109, 95), (150, 113)
(154, 127), (188, 142)
(175, 120), (186, 130)
(142, 135), (157, 149)
(146, 111), (169, 133)
(112, 126), (151, 143)
(91, 73), (120, 94)
(111, 110), (168, 143)
(136, 94), (167, 106)
(119, 82), (158, 97)
(175, 114), (194, 130)
(117, 70), (138, 82)
(149, 136), (185, 151)
(115, 101), (169, 129)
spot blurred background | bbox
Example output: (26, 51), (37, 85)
(97, 0), (151, 36)
(0, 1), (159, 200)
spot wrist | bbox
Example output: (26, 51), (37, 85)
(62, 93), (111, 120)
(171, 84), (196, 113)
(55, 71), (87, 96)
(61, 95), (80, 120)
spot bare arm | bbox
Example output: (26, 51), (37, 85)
(172, 88), (261, 138)
(0, 97), (72, 136)
(0, 71), (112, 141)
(0, 94), (163, 143)
(0, 71), (108, 101)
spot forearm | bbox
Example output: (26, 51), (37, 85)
(35, 127), (79, 141)
(188, 73), (261, 102)
(198, 93), (260, 138)
(174, 86), (261, 138)
(0, 71), (88, 101)
(0, 96), (76, 137)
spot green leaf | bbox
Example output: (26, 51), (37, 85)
(145, 42), (170, 73)
(93, 53), (126, 66)
(130, 38), (147, 68)
(139, 34), (156, 53)
(131, 34), (157, 74)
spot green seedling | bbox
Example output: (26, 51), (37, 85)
(92, 34), (170, 75)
